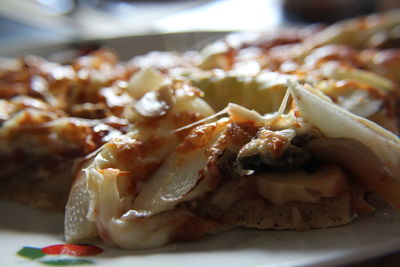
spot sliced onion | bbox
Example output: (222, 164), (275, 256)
(288, 80), (400, 178)
(305, 137), (400, 209)
(64, 157), (98, 242)
(132, 119), (228, 215)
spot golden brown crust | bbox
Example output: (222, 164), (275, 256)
(195, 192), (353, 230)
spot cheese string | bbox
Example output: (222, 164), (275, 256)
(170, 106), (229, 133)
(277, 87), (290, 117)
(171, 85), (293, 134)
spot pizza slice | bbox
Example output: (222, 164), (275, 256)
(64, 81), (400, 249)
(187, 11), (400, 135)
(0, 11), (399, 250)
(0, 50), (212, 209)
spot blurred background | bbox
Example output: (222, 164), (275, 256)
(1, 0), (400, 53)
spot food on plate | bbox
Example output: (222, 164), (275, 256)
(65, 81), (400, 248)
(0, 51), (214, 209)
(0, 51), (131, 209)
(0, 11), (400, 247)
(190, 10), (400, 133)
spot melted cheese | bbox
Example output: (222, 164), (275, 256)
(65, 80), (217, 248)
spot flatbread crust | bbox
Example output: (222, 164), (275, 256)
(195, 193), (353, 230)
(0, 155), (72, 210)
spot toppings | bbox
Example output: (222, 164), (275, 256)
(65, 83), (400, 248)
(61, 12), (400, 249)
(132, 86), (174, 118)
(237, 128), (312, 171)
(288, 80), (400, 179)
(255, 164), (349, 205)
(288, 81), (400, 208)
(127, 68), (164, 99)
(208, 122), (256, 178)
(64, 76), (217, 246)
(0, 109), (129, 157)
(239, 129), (296, 161)
(132, 119), (228, 215)
(305, 137), (400, 209)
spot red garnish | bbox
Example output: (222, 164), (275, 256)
(41, 244), (103, 257)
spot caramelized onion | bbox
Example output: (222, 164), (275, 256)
(132, 120), (228, 215)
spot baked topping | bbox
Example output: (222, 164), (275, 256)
(63, 80), (400, 248)
(255, 164), (349, 205)
(237, 128), (312, 171)
(1, 10), (400, 250)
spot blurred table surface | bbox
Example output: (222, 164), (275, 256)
(1, 0), (400, 266)
(2, 0), (398, 52)
(0, 0), (285, 52)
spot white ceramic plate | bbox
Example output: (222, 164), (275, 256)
(1, 200), (400, 267)
(1, 32), (400, 267)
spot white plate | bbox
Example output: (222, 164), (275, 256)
(1, 200), (400, 267)
(1, 32), (400, 267)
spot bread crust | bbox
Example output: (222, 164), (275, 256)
(0, 155), (72, 210)
(195, 192), (353, 230)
